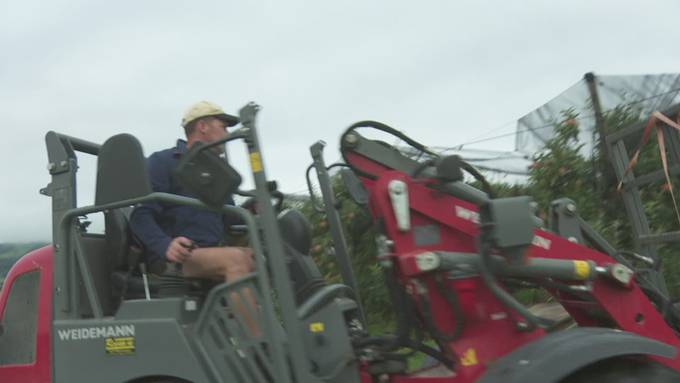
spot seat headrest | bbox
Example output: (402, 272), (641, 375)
(95, 134), (152, 206)
(278, 209), (312, 255)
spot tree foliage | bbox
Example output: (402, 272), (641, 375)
(297, 177), (392, 326)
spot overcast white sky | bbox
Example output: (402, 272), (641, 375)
(2, 0), (679, 242)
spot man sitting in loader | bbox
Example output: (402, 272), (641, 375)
(129, 100), (255, 303)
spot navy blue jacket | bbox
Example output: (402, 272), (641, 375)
(129, 140), (233, 262)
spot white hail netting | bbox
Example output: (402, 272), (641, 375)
(515, 73), (680, 157)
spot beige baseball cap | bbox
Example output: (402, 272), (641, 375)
(181, 100), (239, 128)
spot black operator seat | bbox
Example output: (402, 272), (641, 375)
(106, 208), (154, 301)
(277, 209), (326, 304)
(104, 207), (132, 267)
(278, 209), (312, 255)
(94, 134), (154, 307)
(277, 208), (361, 325)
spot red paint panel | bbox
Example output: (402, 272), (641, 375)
(0, 246), (53, 383)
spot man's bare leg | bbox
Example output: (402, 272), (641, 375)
(182, 247), (260, 336)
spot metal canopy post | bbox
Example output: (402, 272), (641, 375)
(43, 131), (101, 319)
(309, 140), (367, 327)
(585, 72), (614, 192)
(238, 103), (319, 383)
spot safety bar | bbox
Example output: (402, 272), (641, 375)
(48, 131), (101, 156)
(309, 140), (367, 326)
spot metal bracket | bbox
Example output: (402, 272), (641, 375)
(388, 180), (410, 231)
(40, 183), (53, 197)
(238, 102), (261, 127)
(48, 160), (72, 175)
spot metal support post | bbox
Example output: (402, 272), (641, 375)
(239, 103), (319, 383)
(309, 141), (367, 327)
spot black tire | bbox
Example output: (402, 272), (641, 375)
(127, 377), (193, 383)
(560, 356), (680, 383)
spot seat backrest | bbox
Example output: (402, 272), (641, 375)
(278, 209), (312, 255)
(277, 209), (326, 303)
(105, 207), (133, 271)
(95, 134), (152, 206)
(94, 133), (149, 274)
(93, 134), (149, 311)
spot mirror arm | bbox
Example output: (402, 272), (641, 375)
(201, 129), (250, 152)
(235, 189), (256, 197)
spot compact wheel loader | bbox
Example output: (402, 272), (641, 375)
(1, 102), (680, 382)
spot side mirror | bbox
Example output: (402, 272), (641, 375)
(435, 155), (464, 183)
(173, 142), (242, 208)
(340, 169), (369, 205)
(479, 196), (535, 264)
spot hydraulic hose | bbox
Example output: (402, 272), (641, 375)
(306, 162), (353, 214)
(476, 232), (553, 330)
(305, 164), (325, 213)
(340, 121), (495, 196)
(403, 340), (454, 369)
(413, 275), (466, 343)
(342, 120), (438, 157)
(460, 161), (495, 198)
(353, 265), (455, 368)
(433, 274), (465, 341)
(349, 265), (412, 352)
(340, 121), (436, 181)
(381, 265), (416, 350)
(354, 336), (454, 370)
(416, 292), (458, 343)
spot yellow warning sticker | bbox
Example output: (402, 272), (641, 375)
(309, 322), (325, 333)
(250, 152), (263, 173)
(105, 336), (135, 356)
(461, 348), (478, 366)
(573, 260), (590, 279)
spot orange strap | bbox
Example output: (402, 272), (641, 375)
(618, 111), (680, 227)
